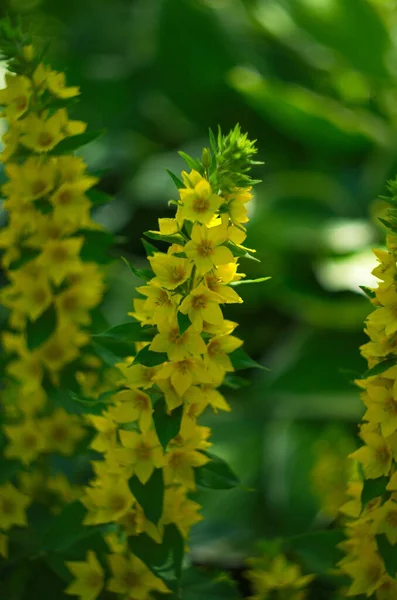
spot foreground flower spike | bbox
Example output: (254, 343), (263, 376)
(245, 552), (314, 600)
(338, 178), (397, 597)
(0, 20), (112, 558)
(75, 125), (266, 597)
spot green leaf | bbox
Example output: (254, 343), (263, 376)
(86, 188), (113, 205)
(128, 525), (184, 592)
(177, 311), (191, 336)
(129, 469), (164, 524)
(376, 534), (397, 578)
(361, 476), (388, 506)
(91, 338), (136, 366)
(230, 277), (271, 287)
(208, 127), (217, 154)
(79, 229), (114, 263)
(142, 238), (159, 257)
(50, 129), (105, 155)
(145, 230), (185, 245)
(286, 529), (344, 576)
(93, 322), (156, 343)
(229, 347), (267, 371)
(226, 241), (260, 263)
(181, 566), (241, 600)
(153, 398), (183, 449)
(121, 256), (153, 281)
(26, 304), (57, 351)
(134, 344), (168, 367)
(178, 150), (203, 172)
(7, 248), (41, 270)
(364, 357), (397, 378)
(42, 501), (98, 552)
(195, 451), (240, 490)
(221, 373), (251, 389)
(166, 169), (184, 189)
(359, 286), (376, 299)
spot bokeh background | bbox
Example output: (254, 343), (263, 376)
(2, 0), (397, 588)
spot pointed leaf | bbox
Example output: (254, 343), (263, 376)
(129, 469), (164, 524)
(166, 169), (184, 190)
(26, 304), (57, 351)
(195, 451), (240, 490)
(153, 398), (183, 449)
(229, 347), (268, 371)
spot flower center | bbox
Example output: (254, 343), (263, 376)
(386, 509), (397, 528)
(192, 196), (210, 214)
(191, 294), (207, 310)
(38, 132), (54, 148)
(109, 494), (127, 512)
(31, 179), (47, 196)
(170, 266), (186, 283)
(376, 445), (391, 465)
(14, 95), (28, 111)
(135, 443), (152, 461)
(1, 498), (16, 515)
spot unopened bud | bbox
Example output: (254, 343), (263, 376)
(23, 45), (34, 62)
(202, 147), (211, 169)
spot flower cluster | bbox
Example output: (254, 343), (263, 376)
(65, 127), (264, 599)
(245, 552), (314, 600)
(338, 182), (397, 597)
(0, 35), (110, 557)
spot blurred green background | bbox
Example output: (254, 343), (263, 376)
(2, 0), (397, 587)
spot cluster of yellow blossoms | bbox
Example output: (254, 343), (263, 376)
(245, 552), (314, 600)
(338, 227), (397, 597)
(70, 162), (259, 599)
(0, 47), (108, 556)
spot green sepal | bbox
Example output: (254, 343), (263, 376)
(361, 475), (388, 506)
(7, 248), (41, 271)
(180, 566), (241, 600)
(230, 276), (271, 287)
(50, 129), (105, 155)
(128, 525), (184, 592)
(121, 256), (153, 281)
(376, 533), (397, 578)
(226, 241), (260, 263)
(195, 450), (240, 490)
(134, 344), (168, 367)
(221, 373), (251, 389)
(363, 357), (397, 378)
(26, 304), (57, 351)
(177, 311), (191, 335)
(153, 398), (183, 449)
(145, 230), (185, 245)
(229, 347), (268, 371)
(166, 169), (184, 190)
(178, 151), (203, 173)
(93, 322), (156, 343)
(359, 285), (376, 299)
(142, 238), (159, 257)
(86, 188), (113, 206)
(129, 468), (164, 524)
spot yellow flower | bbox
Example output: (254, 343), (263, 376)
(155, 357), (211, 396)
(38, 237), (84, 285)
(119, 428), (163, 484)
(109, 388), (153, 433)
(0, 483), (30, 531)
(82, 476), (135, 524)
(4, 156), (56, 201)
(107, 553), (169, 596)
(49, 177), (98, 226)
(204, 334), (242, 383)
(65, 551), (104, 600)
(363, 384), (397, 437)
(343, 552), (385, 596)
(205, 263), (243, 304)
(46, 70), (80, 98)
(88, 414), (118, 453)
(136, 285), (180, 327)
(373, 498), (397, 544)
(179, 283), (224, 332)
(184, 384), (231, 415)
(0, 73), (32, 119)
(177, 172), (221, 225)
(149, 253), (192, 290)
(162, 486), (203, 538)
(225, 187), (252, 226)
(350, 431), (393, 479)
(150, 319), (206, 361)
(164, 444), (209, 489)
(246, 553), (314, 600)
(4, 419), (46, 465)
(40, 408), (86, 455)
(20, 110), (68, 152)
(184, 223), (234, 274)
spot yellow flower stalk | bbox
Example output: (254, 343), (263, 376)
(245, 552), (314, 600)
(338, 178), (397, 598)
(0, 23), (111, 554)
(75, 125), (265, 598)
